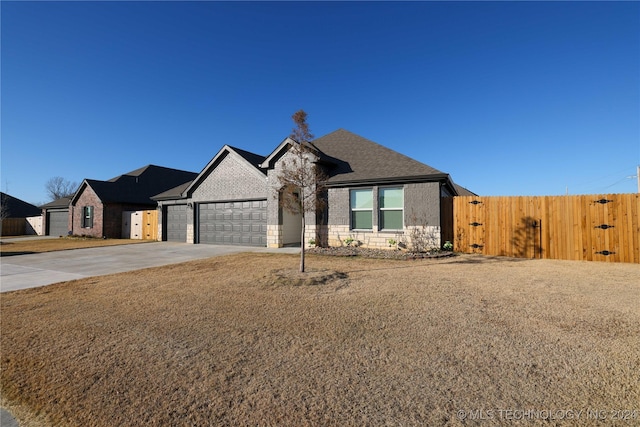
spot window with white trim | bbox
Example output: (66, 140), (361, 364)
(350, 189), (373, 230)
(82, 206), (93, 228)
(379, 187), (403, 230)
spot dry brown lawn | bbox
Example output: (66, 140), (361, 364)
(1, 253), (639, 426)
(0, 238), (150, 256)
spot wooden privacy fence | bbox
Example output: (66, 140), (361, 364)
(1, 218), (26, 236)
(449, 194), (639, 263)
(142, 210), (158, 240)
(122, 210), (158, 240)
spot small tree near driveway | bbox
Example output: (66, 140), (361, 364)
(278, 110), (326, 273)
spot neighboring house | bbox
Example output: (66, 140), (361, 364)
(41, 196), (73, 236)
(154, 129), (473, 249)
(70, 165), (198, 238)
(0, 192), (42, 236)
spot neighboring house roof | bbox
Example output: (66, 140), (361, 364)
(1, 192), (41, 218)
(310, 129), (450, 187)
(152, 180), (194, 201)
(72, 165), (198, 206)
(453, 184), (477, 197)
(156, 145), (267, 201)
(40, 197), (72, 210)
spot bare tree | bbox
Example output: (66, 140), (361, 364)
(0, 193), (8, 216)
(45, 177), (78, 201)
(278, 110), (326, 273)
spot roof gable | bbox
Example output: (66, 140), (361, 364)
(311, 129), (447, 185)
(259, 137), (321, 169)
(181, 146), (266, 198)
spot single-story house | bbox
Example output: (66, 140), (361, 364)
(153, 129), (474, 249)
(1, 192), (42, 236)
(69, 165), (198, 238)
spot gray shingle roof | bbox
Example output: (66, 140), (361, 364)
(453, 183), (477, 196)
(227, 146), (267, 173)
(151, 180), (193, 201)
(40, 196), (72, 209)
(312, 129), (447, 185)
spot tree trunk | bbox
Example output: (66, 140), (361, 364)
(300, 214), (305, 273)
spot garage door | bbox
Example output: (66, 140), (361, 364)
(165, 205), (188, 242)
(198, 200), (267, 246)
(47, 210), (69, 236)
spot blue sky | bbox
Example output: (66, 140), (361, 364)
(2, 1), (639, 205)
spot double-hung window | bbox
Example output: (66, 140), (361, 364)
(379, 187), (403, 230)
(350, 189), (373, 230)
(82, 206), (93, 228)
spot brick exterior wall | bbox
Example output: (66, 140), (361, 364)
(191, 152), (267, 202)
(72, 186), (103, 238)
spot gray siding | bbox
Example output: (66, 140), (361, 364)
(327, 182), (441, 229)
(404, 182), (441, 227)
(327, 188), (350, 227)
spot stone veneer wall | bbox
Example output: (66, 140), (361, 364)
(267, 224), (281, 248)
(156, 207), (163, 241)
(325, 224), (441, 250)
(268, 222), (317, 248)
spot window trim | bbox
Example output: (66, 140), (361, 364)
(350, 188), (373, 230)
(378, 187), (404, 231)
(82, 206), (94, 228)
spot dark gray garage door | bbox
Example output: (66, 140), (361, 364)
(165, 205), (188, 242)
(198, 200), (267, 246)
(47, 210), (69, 236)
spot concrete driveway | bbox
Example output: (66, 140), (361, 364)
(0, 242), (299, 293)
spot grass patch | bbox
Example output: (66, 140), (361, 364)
(0, 237), (151, 256)
(1, 253), (639, 426)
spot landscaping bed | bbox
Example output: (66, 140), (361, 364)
(307, 246), (456, 260)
